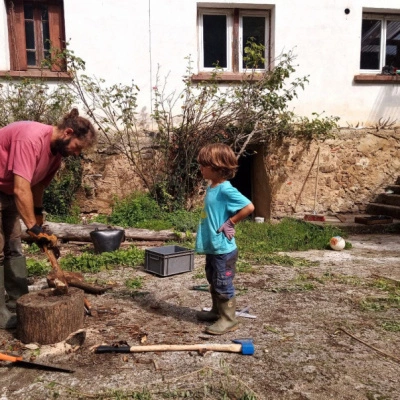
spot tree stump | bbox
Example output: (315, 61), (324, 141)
(16, 287), (84, 345)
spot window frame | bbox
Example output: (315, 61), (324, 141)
(5, 0), (66, 74)
(360, 13), (400, 73)
(197, 7), (270, 74)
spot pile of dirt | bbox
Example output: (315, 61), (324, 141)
(0, 233), (399, 399)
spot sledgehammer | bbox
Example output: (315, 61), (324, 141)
(95, 338), (254, 356)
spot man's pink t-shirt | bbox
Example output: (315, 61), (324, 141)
(0, 121), (62, 195)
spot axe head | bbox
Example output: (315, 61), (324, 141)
(232, 338), (255, 355)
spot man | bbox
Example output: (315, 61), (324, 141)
(0, 109), (96, 329)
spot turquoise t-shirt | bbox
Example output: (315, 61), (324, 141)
(195, 181), (251, 255)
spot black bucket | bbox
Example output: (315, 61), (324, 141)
(90, 227), (125, 254)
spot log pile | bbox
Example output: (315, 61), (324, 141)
(20, 221), (179, 243)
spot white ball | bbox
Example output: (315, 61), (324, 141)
(330, 236), (346, 251)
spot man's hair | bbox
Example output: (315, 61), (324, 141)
(197, 143), (238, 179)
(57, 108), (97, 147)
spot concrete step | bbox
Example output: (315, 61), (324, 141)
(366, 202), (400, 219)
(385, 185), (400, 194)
(375, 193), (400, 206)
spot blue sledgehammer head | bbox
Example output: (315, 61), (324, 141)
(232, 338), (255, 355)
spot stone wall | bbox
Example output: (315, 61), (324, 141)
(76, 128), (400, 218)
(269, 128), (400, 217)
(76, 151), (145, 214)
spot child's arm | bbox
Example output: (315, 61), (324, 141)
(230, 203), (255, 225)
(218, 202), (255, 240)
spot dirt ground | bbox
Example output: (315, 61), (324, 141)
(0, 232), (400, 400)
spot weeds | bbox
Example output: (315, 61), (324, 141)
(60, 246), (144, 273)
(380, 321), (400, 332)
(125, 277), (144, 291)
(237, 218), (344, 253)
(26, 259), (51, 277)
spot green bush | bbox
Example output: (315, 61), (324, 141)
(108, 192), (161, 227)
(43, 157), (83, 217)
(104, 192), (201, 232)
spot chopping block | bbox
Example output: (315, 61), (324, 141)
(16, 287), (84, 345)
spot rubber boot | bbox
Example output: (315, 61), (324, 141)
(0, 265), (17, 329)
(4, 256), (29, 311)
(205, 296), (239, 335)
(196, 287), (220, 322)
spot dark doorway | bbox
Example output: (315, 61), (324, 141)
(230, 154), (252, 200)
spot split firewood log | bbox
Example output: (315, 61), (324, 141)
(47, 270), (112, 295)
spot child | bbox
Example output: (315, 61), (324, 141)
(195, 143), (255, 335)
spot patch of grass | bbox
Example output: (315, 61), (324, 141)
(241, 252), (318, 268)
(25, 243), (41, 255)
(360, 298), (389, 312)
(237, 217), (345, 253)
(236, 260), (254, 273)
(192, 270), (206, 279)
(26, 259), (51, 277)
(236, 217), (344, 266)
(125, 277), (144, 291)
(263, 325), (280, 334)
(60, 245), (144, 273)
(381, 320), (400, 332)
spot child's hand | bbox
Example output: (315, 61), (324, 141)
(218, 219), (235, 240)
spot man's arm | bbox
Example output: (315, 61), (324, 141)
(13, 174), (36, 230)
(31, 182), (46, 209)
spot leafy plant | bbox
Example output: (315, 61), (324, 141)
(0, 76), (75, 127)
(43, 157), (84, 217)
(60, 246), (144, 273)
(26, 259), (51, 277)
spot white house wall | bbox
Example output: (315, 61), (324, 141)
(1, 0), (400, 126)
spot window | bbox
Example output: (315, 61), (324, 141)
(360, 14), (400, 72)
(6, 0), (65, 72)
(198, 8), (269, 73)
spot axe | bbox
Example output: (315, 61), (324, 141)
(0, 353), (74, 373)
(95, 338), (254, 355)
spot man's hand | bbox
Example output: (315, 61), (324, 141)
(27, 224), (58, 248)
(217, 218), (236, 240)
(34, 207), (44, 226)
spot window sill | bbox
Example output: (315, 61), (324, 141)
(354, 74), (400, 83)
(191, 72), (265, 82)
(0, 70), (72, 80)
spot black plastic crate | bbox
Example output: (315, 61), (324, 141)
(144, 245), (194, 277)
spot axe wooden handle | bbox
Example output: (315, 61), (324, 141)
(0, 353), (22, 362)
(96, 343), (243, 353)
(43, 245), (68, 294)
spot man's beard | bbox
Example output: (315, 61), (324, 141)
(51, 137), (72, 157)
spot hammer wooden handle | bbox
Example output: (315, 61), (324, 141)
(96, 343), (243, 353)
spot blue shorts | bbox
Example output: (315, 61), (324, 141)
(205, 249), (238, 299)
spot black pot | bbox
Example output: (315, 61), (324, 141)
(90, 227), (125, 254)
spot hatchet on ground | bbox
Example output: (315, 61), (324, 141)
(95, 338), (254, 355)
(0, 352), (74, 373)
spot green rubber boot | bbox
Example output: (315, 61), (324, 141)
(196, 287), (220, 322)
(0, 265), (17, 329)
(205, 296), (239, 335)
(4, 256), (29, 311)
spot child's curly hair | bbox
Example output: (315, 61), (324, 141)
(197, 143), (238, 180)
